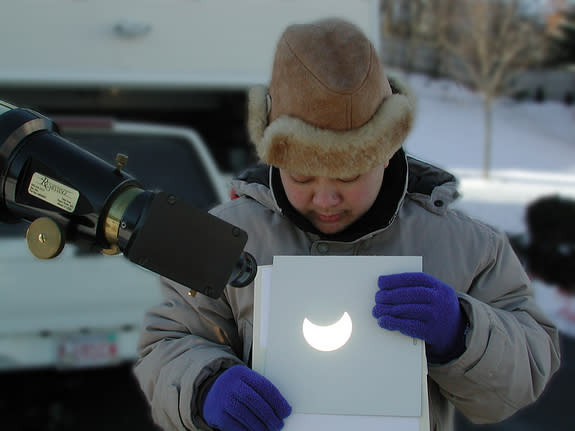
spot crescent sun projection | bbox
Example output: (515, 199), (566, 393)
(302, 312), (353, 352)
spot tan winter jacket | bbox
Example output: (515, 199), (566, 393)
(134, 153), (560, 431)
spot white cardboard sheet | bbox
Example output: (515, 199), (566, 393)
(253, 255), (430, 431)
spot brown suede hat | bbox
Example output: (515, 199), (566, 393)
(247, 17), (416, 178)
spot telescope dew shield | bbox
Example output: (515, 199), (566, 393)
(119, 192), (251, 299)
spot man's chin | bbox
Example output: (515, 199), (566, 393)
(307, 211), (354, 235)
(314, 221), (349, 235)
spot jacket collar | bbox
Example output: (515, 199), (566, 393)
(231, 149), (459, 242)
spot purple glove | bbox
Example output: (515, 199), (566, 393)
(372, 272), (468, 363)
(202, 365), (292, 431)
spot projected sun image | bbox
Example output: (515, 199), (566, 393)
(302, 312), (353, 352)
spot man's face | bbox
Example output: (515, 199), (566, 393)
(279, 163), (387, 235)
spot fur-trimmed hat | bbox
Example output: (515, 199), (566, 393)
(247, 17), (416, 178)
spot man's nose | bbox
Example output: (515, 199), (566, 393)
(312, 181), (341, 208)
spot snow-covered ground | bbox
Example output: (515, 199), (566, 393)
(402, 73), (575, 235)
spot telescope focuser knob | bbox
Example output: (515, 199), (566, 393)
(26, 217), (65, 259)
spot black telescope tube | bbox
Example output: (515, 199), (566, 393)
(0, 104), (139, 248)
(0, 101), (257, 297)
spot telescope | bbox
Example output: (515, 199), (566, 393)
(0, 100), (257, 299)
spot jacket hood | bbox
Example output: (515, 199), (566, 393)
(406, 156), (460, 214)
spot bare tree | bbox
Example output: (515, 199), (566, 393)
(380, 0), (428, 72)
(424, 0), (459, 77)
(437, 0), (545, 178)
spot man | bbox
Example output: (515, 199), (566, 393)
(134, 18), (560, 431)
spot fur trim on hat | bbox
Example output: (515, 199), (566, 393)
(247, 76), (416, 178)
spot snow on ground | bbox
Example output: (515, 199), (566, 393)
(401, 73), (575, 234)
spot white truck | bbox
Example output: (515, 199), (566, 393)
(0, 0), (381, 372)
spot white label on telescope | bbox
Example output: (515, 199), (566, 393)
(28, 173), (79, 213)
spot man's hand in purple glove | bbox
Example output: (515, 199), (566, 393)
(372, 272), (468, 363)
(202, 365), (292, 431)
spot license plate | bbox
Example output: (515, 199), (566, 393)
(57, 333), (119, 368)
